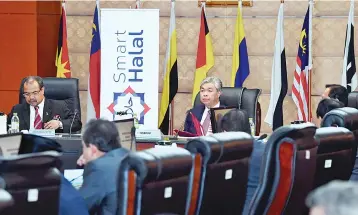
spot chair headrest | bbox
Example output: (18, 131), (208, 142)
(0, 151), (61, 172)
(267, 123), (317, 150)
(348, 91), (358, 109)
(315, 127), (355, 153)
(321, 107), (358, 131)
(121, 147), (192, 185)
(186, 132), (253, 165)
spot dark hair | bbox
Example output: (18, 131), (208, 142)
(316, 98), (345, 119)
(325, 84), (348, 106)
(219, 109), (251, 134)
(82, 119), (121, 152)
(23, 76), (44, 89)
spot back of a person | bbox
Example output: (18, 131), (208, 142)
(77, 119), (129, 215)
(219, 109), (266, 214)
(81, 148), (128, 215)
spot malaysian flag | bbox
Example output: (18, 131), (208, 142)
(292, 1), (312, 122)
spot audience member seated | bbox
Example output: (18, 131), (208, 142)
(218, 109), (266, 215)
(316, 98), (345, 126)
(306, 180), (358, 215)
(77, 119), (129, 215)
(7, 76), (82, 133)
(183, 76), (225, 135)
(321, 84), (348, 106)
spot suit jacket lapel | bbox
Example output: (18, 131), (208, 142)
(23, 104), (30, 130)
(43, 99), (52, 123)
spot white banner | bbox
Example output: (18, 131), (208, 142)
(100, 9), (159, 129)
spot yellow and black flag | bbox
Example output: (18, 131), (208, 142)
(56, 3), (71, 78)
(191, 3), (214, 104)
(159, 0), (178, 134)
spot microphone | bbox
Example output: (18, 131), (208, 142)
(130, 125), (136, 151)
(69, 109), (78, 137)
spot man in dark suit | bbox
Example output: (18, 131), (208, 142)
(184, 76), (224, 135)
(7, 76), (81, 133)
(77, 119), (129, 215)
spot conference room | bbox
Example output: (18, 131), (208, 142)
(1, 0), (358, 214)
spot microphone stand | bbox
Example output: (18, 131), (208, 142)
(69, 110), (78, 138)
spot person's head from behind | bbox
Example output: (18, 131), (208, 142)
(306, 180), (358, 215)
(219, 109), (251, 134)
(81, 119), (121, 164)
(322, 84), (348, 106)
(199, 76), (222, 108)
(22, 76), (45, 107)
(316, 98), (344, 125)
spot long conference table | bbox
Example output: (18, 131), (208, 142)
(50, 135), (189, 171)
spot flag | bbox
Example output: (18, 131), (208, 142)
(265, 3), (287, 131)
(292, 1), (312, 122)
(191, 4), (214, 104)
(135, 0), (140, 8)
(342, 0), (356, 93)
(56, 3), (71, 78)
(87, 2), (101, 121)
(159, 1), (178, 134)
(231, 1), (250, 87)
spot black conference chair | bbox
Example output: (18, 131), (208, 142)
(185, 132), (254, 215)
(193, 87), (262, 135)
(313, 127), (356, 189)
(248, 123), (318, 215)
(19, 77), (81, 120)
(117, 147), (196, 215)
(0, 151), (62, 215)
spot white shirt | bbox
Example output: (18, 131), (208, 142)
(29, 98), (45, 130)
(200, 102), (220, 136)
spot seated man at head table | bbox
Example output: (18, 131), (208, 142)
(76, 119), (129, 215)
(7, 76), (82, 133)
(183, 76), (225, 136)
(321, 84), (348, 107)
(217, 109), (266, 215)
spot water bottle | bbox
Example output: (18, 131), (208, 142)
(11, 113), (20, 133)
(249, 117), (255, 136)
(133, 113), (139, 129)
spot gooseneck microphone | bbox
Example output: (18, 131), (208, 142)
(69, 109), (78, 137)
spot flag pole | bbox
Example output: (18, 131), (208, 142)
(168, 0), (176, 136)
(308, 0), (313, 122)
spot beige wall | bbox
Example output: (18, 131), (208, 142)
(67, 0), (356, 133)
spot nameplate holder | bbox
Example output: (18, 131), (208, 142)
(135, 129), (162, 141)
(29, 129), (56, 137)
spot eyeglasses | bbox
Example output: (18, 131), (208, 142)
(23, 90), (40, 97)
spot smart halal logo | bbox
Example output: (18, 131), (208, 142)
(107, 86), (150, 124)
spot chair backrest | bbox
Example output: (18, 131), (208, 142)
(314, 127), (356, 189)
(117, 147), (195, 215)
(348, 91), (358, 109)
(0, 151), (62, 215)
(193, 87), (262, 135)
(249, 123), (318, 215)
(321, 107), (358, 130)
(185, 132), (253, 215)
(19, 77), (81, 119)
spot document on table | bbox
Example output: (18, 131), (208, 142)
(64, 169), (84, 190)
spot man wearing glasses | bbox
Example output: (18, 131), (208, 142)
(7, 76), (81, 133)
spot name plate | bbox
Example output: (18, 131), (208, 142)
(29, 129), (56, 137)
(135, 129), (162, 141)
